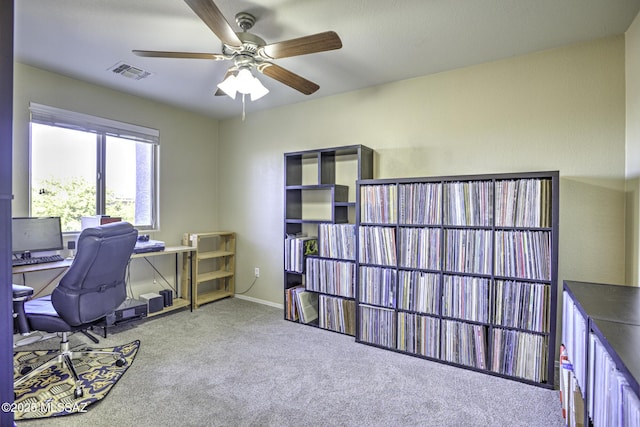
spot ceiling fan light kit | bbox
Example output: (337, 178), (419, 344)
(217, 67), (269, 101)
(133, 0), (342, 116)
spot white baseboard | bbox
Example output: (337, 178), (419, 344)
(234, 293), (284, 310)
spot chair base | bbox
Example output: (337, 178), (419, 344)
(14, 331), (127, 399)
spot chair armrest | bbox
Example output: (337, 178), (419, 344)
(12, 284), (34, 335)
(12, 284), (34, 299)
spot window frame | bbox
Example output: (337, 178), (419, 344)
(28, 102), (160, 232)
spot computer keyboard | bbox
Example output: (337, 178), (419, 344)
(12, 254), (65, 267)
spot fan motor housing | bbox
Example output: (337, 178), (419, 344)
(235, 12), (256, 31)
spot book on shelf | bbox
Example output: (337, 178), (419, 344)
(443, 181), (493, 226)
(494, 279), (550, 333)
(319, 294), (356, 335)
(360, 184), (397, 224)
(306, 257), (356, 298)
(494, 230), (551, 280)
(559, 344), (585, 426)
(562, 291), (587, 391)
(397, 270), (440, 314)
(285, 234), (318, 273)
(490, 328), (547, 382)
(358, 304), (396, 348)
(359, 266), (396, 308)
(398, 227), (441, 269)
(443, 229), (492, 275)
(397, 312), (440, 358)
(441, 320), (487, 370)
(295, 290), (319, 324)
(285, 285), (305, 321)
(442, 275), (490, 323)
(570, 377), (585, 427)
(319, 223), (356, 260)
(495, 178), (552, 228)
(588, 331), (640, 427)
(358, 226), (397, 266)
(398, 182), (441, 225)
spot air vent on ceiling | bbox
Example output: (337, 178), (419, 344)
(108, 62), (152, 80)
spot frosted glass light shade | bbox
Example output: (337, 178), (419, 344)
(217, 68), (269, 101)
(217, 74), (237, 99)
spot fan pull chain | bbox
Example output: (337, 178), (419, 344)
(242, 94), (246, 121)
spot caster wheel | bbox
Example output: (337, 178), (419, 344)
(74, 387), (84, 399)
(115, 358), (126, 367)
(20, 366), (32, 375)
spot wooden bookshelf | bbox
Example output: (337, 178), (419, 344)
(182, 231), (235, 309)
(356, 171), (559, 388)
(284, 145), (374, 335)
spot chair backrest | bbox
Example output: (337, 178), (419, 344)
(51, 221), (138, 326)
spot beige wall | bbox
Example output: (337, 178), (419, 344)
(11, 35), (631, 311)
(219, 36), (627, 307)
(12, 63), (220, 295)
(626, 13), (640, 285)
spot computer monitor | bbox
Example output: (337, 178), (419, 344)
(12, 217), (64, 255)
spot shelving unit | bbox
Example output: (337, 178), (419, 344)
(562, 280), (640, 426)
(182, 231), (235, 309)
(356, 171), (559, 388)
(284, 145), (374, 335)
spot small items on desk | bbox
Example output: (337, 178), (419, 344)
(80, 215), (122, 229)
(159, 289), (173, 307)
(12, 253), (64, 267)
(133, 235), (165, 254)
(139, 293), (164, 313)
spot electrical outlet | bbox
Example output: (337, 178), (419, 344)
(254, 267), (260, 278)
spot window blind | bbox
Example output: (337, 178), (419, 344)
(29, 102), (159, 145)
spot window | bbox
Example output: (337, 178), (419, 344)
(29, 103), (159, 232)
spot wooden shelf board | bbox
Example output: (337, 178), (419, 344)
(191, 231), (234, 238)
(196, 290), (233, 307)
(197, 250), (234, 260)
(197, 270), (234, 282)
(146, 297), (190, 317)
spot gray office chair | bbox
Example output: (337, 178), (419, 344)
(13, 221), (138, 398)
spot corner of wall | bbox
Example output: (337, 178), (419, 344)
(625, 11), (640, 285)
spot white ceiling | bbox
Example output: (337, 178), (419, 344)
(14, 0), (640, 120)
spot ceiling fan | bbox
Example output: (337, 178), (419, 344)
(133, 0), (343, 100)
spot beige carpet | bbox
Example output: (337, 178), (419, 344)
(14, 298), (564, 426)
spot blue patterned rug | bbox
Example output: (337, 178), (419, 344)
(12, 340), (139, 420)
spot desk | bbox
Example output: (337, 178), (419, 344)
(12, 259), (72, 275)
(12, 259), (72, 299)
(130, 245), (195, 316)
(12, 245), (196, 317)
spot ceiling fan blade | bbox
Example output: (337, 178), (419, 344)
(184, 0), (242, 48)
(133, 50), (227, 60)
(260, 31), (342, 59)
(257, 63), (319, 95)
